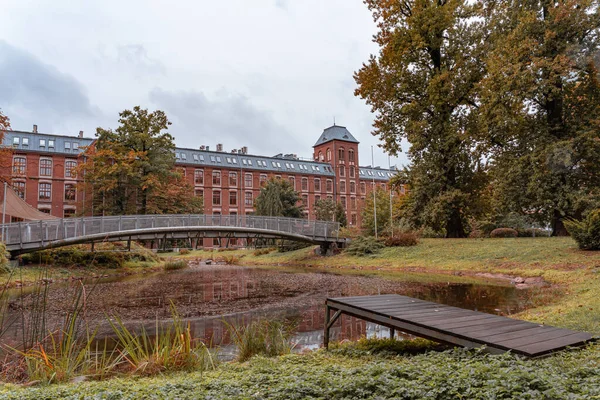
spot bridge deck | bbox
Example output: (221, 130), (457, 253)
(324, 294), (594, 357)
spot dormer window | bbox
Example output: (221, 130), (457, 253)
(12, 137), (19, 146)
(65, 142), (71, 151)
(22, 138), (29, 147)
(181, 153), (187, 160)
(210, 155), (216, 162)
(48, 140), (55, 148)
(176, 153), (181, 159)
(39, 139), (46, 148)
(193, 154), (198, 161)
(73, 143), (79, 152)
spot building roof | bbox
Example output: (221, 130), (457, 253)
(358, 166), (398, 181)
(5, 130), (95, 155)
(174, 146), (336, 177)
(313, 125), (359, 147)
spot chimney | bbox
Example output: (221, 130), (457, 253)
(33, 124), (38, 133)
(231, 149), (238, 153)
(241, 146), (248, 154)
(206, 146), (210, 151)
(216, 143), (223, 152)
(78, 131), (84, 138)
(199, 145), (205, 150)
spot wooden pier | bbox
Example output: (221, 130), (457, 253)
(324, 294), (594, 357)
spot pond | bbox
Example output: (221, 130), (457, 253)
(3, 262), (543, 355)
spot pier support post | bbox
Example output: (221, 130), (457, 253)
(390, 328), (395, 339)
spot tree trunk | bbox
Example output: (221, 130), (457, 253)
(551, 209), (569, 236)
(446, 207), (466, 238)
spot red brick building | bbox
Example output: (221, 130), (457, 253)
(2, 124), (399, 227)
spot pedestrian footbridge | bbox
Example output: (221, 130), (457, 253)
(0, 214), (342, 256)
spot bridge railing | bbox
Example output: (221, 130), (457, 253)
(0, 215), (340, 248)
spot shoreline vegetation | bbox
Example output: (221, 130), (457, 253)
(1, 237), (599, 398)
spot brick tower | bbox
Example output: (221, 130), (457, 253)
(313, 125), (360, 224)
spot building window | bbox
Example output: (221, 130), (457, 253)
(360, 182), (366, 194)
(39, 139), (46, 148)
(48, 140), (55, 149)
(350, 181), (356, 194)
(314, 178), (321, 192)
(245, 173), (253, 188)
(338, 148), (345, 162)
(39, 159), (52, 177)
(64, 183), (76, 201)
(318, 151), (323, 161)
(212, 190), (221, 206)
(195, 188), (204, 198)
(229, 191), (237, 206)
(339, 166), (345, 177)
(245, 192), (253, 206)
(349, 149), (355, 162)
(340, 180), (346, 193)
(73, 142), (79, 152)
(229, 172), (238, 187)
(64, 209), (76, 218)
(12, 181), (25, 199)
(65, 142), (71, 151)
(302, 194), (308, 207)
(12, 137), (19, 146)
(288, 176), (295, 189)
(381, 183), (386, 190)
(39, 183), (51, 200)
(351, 214), (357, 226)
(326, 179), (333, 193)
(341, 196), (347, 209)
(65, 160), (77, 178)
(301, 177), (308, 191)
(260, 174), (268, 187)
(13, 157), (26, 175)
(212, 171), (221, 186)
(326, 148), (332, 161)
(351, 196), (357, 210)
(350, 167), (355, 178)
(195, 169), (204, 185)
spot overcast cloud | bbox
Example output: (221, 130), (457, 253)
(0, 0), (408, 167)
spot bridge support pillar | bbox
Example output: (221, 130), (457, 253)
(317, 242), (335, 256)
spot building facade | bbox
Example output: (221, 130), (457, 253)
(2, 125), (399, 228)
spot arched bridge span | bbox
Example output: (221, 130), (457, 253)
(0, 215), (342, 256)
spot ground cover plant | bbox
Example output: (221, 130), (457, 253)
(565, 210), (600, 250)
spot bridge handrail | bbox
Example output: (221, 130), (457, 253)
(0, 214), (340, 248)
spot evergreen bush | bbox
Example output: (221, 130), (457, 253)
(344, 236), (384, 256)
(564, 210), (600, 250)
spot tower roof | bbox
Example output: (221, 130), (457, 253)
(313, 125), (359, 147)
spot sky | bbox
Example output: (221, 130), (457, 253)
(0, 0), (409, 168)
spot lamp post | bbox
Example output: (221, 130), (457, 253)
(372, 146), (377, 239)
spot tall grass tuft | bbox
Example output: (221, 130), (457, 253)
(107, 302), (217, 375)
(163, 260), (188, 271)
(14, 282), (120, 383)
(226, 318), (296, 362)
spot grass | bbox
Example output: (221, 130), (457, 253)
(162, 260), (188, 271)
(225, 319), (296, 362)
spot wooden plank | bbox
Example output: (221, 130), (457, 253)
(405, 309), (485, 322)
(477, 326), (560, 342)
(496, 328), (578, 348)
(427, 315), (500, 329)
(458, 321), (543, 338)
(368, 303), (449, 314)
(383, 306), (459, 318)
(513, 332), (593, 356)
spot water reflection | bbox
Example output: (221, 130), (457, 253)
(4, 265), (537, 353)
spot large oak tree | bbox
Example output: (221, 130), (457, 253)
(480, 0), (600, 235)
(355, 0), (489, 237)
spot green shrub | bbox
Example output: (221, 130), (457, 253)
(20, 243), (158, 268)
(517, 228), (551, 237)
(418, 227), (446, 238)
(0, 243), (10, 274)
(344, 236), (384, 256)
(277, 240), (312, 252)
(384, 233), (418, 247)
(565, 210), (600, 250)
(163, 260), (188, 271)
(490, 228), (518, 238)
